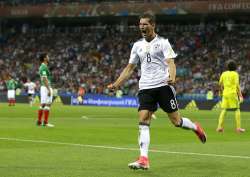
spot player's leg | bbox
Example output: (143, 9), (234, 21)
(128, 89), (157, 170)
(159, 85), (206, 143)
(13, 91), (16, 106)
(217, 96), (228, 132)
(138, 110), (152, 158)
(38, 104), (45, 126)
(29, 94), (33, 106)
(235, 108), (245, 132)
(43, 104), (50, 125)
(31, 94), (35, 105)
(43, 88), (54, 127)
(128, 110), (152, 170)
(167, 111), (196, 130)
(28, 94), (31, 106)
(235, 108), (242, 131)
(9, 90), (15, 106)
(167, 111), (206, 143)
(217, 109), (226, 132)
(232, 97), (245, 133)
(38, 86), (47, 126)
(7, 90), (11, 106)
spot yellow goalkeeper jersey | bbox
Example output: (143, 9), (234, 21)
(219, 71), (239, 96)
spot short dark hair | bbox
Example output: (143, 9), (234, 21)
(227, 60), (237, 71)
(39, 53), (47, 63)
(139, 13), (156, 25)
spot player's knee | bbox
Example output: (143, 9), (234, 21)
(40, 104), (46, 109)
(139, 110), (152, 122)
(139, 117), (150, 124)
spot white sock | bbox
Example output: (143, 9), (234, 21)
(138, 125), (150, 158)
(181, 117), (197, 130)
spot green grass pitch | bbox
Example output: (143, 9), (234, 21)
(0, 103), (250, 177)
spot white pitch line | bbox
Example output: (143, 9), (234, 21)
(80, 116), (89, 120)
(0, 137), (250, 159)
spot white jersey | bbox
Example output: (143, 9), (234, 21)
(24, 82), (36, 94)
(129, 35), (177, 90)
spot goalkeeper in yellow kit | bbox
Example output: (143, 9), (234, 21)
(217, 60), (245, 133)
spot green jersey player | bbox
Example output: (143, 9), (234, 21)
(37, 53), (54, 127)
(6, 75), (17, 106)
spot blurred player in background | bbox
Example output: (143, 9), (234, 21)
(5, 75), (17, 106)
(108, 13), (206, 170)
(24, 78), (36, 106)
(217, 60), (245, 133)
(37, 53), (54, 127)
(77, 85), (85, 104)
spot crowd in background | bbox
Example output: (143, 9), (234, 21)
(1, 21), (250, 98)
(0, 0), (209, 6)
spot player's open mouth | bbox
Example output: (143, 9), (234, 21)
(141, 29), (147, 35)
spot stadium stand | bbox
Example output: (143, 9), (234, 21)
(1, 0), (250, 100)
(0, 0), (219, 7)
(1, 21), (250, 98)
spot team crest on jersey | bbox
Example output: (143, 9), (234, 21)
(154, 44), (160, 49)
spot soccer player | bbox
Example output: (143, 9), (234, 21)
(24, 78), (36, 106)
(77, 85), (85, 104)
(107, 13), (206, 170)
(5, 75), (17, 106)
(37, 53), (54, 127)
(216, 60), (245, 133)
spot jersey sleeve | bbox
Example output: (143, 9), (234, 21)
(129, 43), (139, 64)
(162, 39), (177, 59)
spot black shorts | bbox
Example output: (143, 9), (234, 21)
(28, 93), (34, 97)
(138, 85), (178, 113)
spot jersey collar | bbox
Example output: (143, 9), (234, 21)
(144, 34), (158, 43)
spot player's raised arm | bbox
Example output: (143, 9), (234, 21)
(166, 58), (176, 85)
(108, 63), (136, 90)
